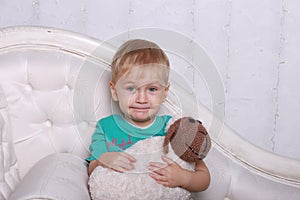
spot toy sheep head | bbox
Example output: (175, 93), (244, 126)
(163, 117), (211, 162)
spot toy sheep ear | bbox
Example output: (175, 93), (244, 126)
(163, 129), (173, 154)
(163, 117), (180, 154)
(163, 135), (169, 154)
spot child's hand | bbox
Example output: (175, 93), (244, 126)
(148, 155), (188, 188)
(98, 152), (136, 172)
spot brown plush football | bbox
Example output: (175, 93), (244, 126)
(163, 117), (211, 162)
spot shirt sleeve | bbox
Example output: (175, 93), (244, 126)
(86, 121), (107, 162)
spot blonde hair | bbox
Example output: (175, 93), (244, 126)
(111, 39), (170, 83)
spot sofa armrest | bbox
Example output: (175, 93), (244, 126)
(8, 153), (90, 200)
(0, 93), (20, 199)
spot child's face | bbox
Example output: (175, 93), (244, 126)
(110, 64), (169, 127)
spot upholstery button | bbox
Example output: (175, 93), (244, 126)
(25, 84), (33, 91)
(65, 84), (71, 90)
(45, 119), (52, 127)
(81, 120), (89, 127)
(55, 177), (71, 184)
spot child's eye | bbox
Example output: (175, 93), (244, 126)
(126, 86), (136, 92)
(148, 87), (158, 92)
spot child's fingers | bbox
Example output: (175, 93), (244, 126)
(110, 159), (135, 172)
(148, 162), (169, 177)
(148, 161), (167, 171)
(149, 173), (172, 188)
(118, 153), (136, 171)
(114, 162), (135, 172)
(122, 152), (136, 162)
(147, 155), (174, 171)
(161, 155), (175, 165)
(149, 172), (167, 182)
(105, 152), (136, 172)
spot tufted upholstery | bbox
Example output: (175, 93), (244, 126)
(0, 26), (300, 200)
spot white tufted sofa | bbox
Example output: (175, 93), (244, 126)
(0, 26), (300, 200)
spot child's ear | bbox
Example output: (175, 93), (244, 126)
(110, 81), (118, 101)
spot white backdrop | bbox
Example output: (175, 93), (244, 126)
(0, 0), (299, 161)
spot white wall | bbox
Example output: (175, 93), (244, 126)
(0, 0), (299, 160)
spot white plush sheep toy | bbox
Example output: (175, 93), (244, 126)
(88, 117), (211, 200)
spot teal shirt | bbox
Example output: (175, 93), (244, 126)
(86, 114), (172, 162)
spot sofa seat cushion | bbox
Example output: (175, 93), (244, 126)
(8, 153), (90, 200)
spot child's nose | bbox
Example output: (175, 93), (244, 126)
(135, 90), (147, 103)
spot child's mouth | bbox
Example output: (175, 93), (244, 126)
(131, 107), (149, 110)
